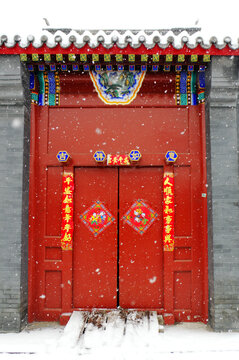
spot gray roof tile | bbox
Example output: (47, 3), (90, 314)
(0, 29), (238, 50)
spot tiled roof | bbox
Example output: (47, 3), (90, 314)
(0, 29), (238, 51)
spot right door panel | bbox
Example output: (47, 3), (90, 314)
(119, 167), (164, 308)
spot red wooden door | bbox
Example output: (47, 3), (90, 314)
(72, 167), (163, 309)
(28, 73), (208, 323)
(73, 167), (118, 308)
(119, 167), (163, 309)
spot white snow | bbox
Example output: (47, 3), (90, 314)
(0, 321), (239, 360)
(0, 0), (238, 41)
(0, 1), (239, 358)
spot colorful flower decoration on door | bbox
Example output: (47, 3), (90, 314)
(122, 199), (158, 235)
(80, 201), (115, 237)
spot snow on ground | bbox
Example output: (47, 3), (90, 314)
(0, 322), (239, 360)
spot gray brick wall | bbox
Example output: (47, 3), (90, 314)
(208, 56), (239, 331)
(0, 55), (30, 332)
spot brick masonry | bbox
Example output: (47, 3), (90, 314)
(207, 56), (239, 331)
(0, 55), (30, 332)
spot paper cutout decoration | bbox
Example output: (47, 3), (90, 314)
(90, 70), (146, 105)
(163, 171), (175, 251)
(61, 170), (74, 250)
(122, 199), (158, 235)
(80, 201), (115, 237)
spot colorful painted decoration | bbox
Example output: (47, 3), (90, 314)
(163, 171), (175, 251)
(191, 55), (198, 62)
(80, 54), (87, 62)
(198, 71), (205, 103)
(92, 54), (99, 62)
(28, 66), (206, 107)
(57, 151), (70, 162)
(104, 54), (111, 62)
(153, 54), (160, 62)
(30, 71), (60, 106)
(93, 150), (106, 162)
(175, 65), (182, 72)
(44, 54), (51, 62)
(20, 54), (27, 62)
(166, 54), (173, 62)
(116, 54), (123, 62)
(68, 54), (76, 61)
(32, 54), (39, 62)
(38, 65), (45, 71)
(165, 150), (178, 163)
(56, 54), (63, 62)
(141, 54), (148, 62)
(72, 64), (79, 71)
(107, 154), (130, 166)
(175, 70), (197, 106)
(95, 65), (101, 72)
(29, 73), (35, 90)
(90, 70), (146, 105)
(80, 201), (115, 237)
(177, 54), (185, 62)
(129, 150), (142, 162)
(123, 200), (158, 235)
(27, 64), (34, 71)
(203, 55), (211, 62)
(61, 171), (74, 250)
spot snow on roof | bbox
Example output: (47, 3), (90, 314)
(0, 0), (238, 52)
(0, 28), (238, 51)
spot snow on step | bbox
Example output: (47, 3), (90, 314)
(82, 310), (108, 349)
(123, 311), (149, 347)
(103, 310), (126, 347)
(59, 311), (88, 348)
(149, 311), (164, 334)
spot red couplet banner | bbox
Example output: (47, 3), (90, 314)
(61, 170), (74, 250)
(163, 171), (175, 251)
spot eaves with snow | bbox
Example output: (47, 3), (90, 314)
(0, 28), (239, 54)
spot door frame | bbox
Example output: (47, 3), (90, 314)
(28, 100), (208, 325)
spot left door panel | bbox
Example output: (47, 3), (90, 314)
(73, 167), (118, 308)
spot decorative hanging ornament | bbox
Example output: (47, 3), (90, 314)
(163, 171), (175, 251)
(90, 70), (146, 105)
(165, 150), (178, 163)
(93, 150), (106, 163)
(57, 150), (70, 163)
(60, 170), (74, 250)
(129, 150), (142, 162)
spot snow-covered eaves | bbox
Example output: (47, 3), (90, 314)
(0, 29), (239, 54)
